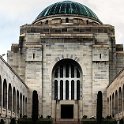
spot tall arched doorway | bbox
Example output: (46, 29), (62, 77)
(52, 59), (82, 120)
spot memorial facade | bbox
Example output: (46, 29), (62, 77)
(1, 0), (124, 122)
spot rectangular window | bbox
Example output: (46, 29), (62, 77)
(71, 81), (74, 100)
(60, 81), (63, 100)
(54, 80), (58, 100)
(77, 81), (80, 100)
(66, 81), (69, 100)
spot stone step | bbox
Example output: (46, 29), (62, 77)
(54, 121), (80, 124)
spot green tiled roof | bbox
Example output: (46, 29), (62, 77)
(36, 1), (101, 22)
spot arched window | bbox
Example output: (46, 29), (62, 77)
(71, 65), (74, 78)
(54, 68), (58, 78)
(3, 79), (7, 108)
(53, 59), (82, 100)
(77, 69), (80, 78)
(13, 87), (16, 113)
(8, 84), (12, 111)
(0, 76), (2, 106)
(60, 65), (63, 78)
(66, 64), (69, 77)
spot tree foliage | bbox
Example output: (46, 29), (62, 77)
(96, 91), (103, 124)
(32, 90), (38, 123)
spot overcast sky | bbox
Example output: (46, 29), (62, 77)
(0, 0), (124, 59)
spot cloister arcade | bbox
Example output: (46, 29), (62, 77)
(107, 70), (124, 120)
(0, 56), (28, 120)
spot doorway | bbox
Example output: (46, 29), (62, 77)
(61, 105), (73, 119)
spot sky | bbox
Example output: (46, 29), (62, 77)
(0, 0), (124, 59)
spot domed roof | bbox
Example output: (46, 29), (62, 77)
(36, 1), (101, 22)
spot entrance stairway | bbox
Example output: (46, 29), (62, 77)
(54, 120), (80, 124)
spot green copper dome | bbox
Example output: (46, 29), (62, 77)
(36, 1), (101, 22)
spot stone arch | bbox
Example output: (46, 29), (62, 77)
(115, 90), (118, 114)
(13, 87), (16, 113)
(3, 79), (7, 108)
(20, 93), (22, 117)
(17, 90), (19, 114)
(0, 76), (2, 106)
(23, 95), (25, 116)
(107, 97), (109, 115)
(8, 84), (12, 111)
(110, 95), (111, 115)
(25, 97), (27, 115)
(119, 87), (122, 113)
(52, 59), (82, 100)
(123, 85), (124, 111)
(112, 93), (115, 115)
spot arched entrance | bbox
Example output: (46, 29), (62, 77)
(52, 59), (82, 120)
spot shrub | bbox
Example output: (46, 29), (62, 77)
(106, 115), (112, 119)
(46, 115), (51, 119)
(0, 119), (5, 124)
(23, 115), (27, 119)
(10, 118), (16, 124)
(82, 115), (87, 119)
(40, 115), (43, 118)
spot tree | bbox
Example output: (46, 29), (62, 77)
(96, 91), (102, 124)
(32, 90), (38, 123)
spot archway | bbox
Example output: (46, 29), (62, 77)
(17, 90), (19, 114)
(52, 59), (82, 101)
(13, 87), (16, 113)
(3, 79), (7, 109)
(20, 93), (22, 117)
(0, 76), (2, 106)
(8, 84), (12, 111)
(52, 59), (82, 119)
(119, 87), (122, 113)
(115, 91), (118, 114)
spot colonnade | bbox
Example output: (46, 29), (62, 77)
(0, 75), (27, 118)
(107, 85), (124, 117)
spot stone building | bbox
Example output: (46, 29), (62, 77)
(0, 56), (28, 123)
(1, 0), (124, 122)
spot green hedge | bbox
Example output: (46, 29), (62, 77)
(81, 119), (96, 124)
(101, 120), (117, 124)
(81, 119), (117, 124)
(18, 118), (53, 124)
